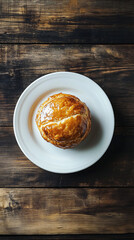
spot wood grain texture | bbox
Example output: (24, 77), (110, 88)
(0, 188), (134, 234)
(0, 234), (134, 240)
(0, 1), (133, 238)
(0, 44), (134, 129)
(0, 127), (134, 187)
(0, 0), (134, 43)
(0, 44), (134, 187)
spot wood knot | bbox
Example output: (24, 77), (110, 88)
(5, 193), (21, 212)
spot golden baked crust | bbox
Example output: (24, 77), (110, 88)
(36, 93), (91, 149)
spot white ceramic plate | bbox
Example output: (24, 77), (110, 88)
(13, 72), (114, 174)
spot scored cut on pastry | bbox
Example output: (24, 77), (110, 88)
(36, 93), (91, 149)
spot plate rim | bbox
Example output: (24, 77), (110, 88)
(13, 71), (115, 174)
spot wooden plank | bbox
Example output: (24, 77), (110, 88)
(0, 0), (134, 43)
(0, 126), (134, 187)
(0, 234), (134, 240)
(0, 188), (133, 234)
(0, 44), (134, 129)
(0, 44), (134, 187)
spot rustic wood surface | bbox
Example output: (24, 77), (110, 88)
(0, 188), (134, 234)
(0, 45), (134, 187)
(0, 0), (134, 238)
(0, 0), (134, 43)
(0, 127), (133, 187)
(0, 44), (134, 129)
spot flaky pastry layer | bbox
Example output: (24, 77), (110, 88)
(36, 93), (91, 149)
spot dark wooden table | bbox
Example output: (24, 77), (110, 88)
(0, 0), (134, 239)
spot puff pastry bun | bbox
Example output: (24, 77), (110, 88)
(36, 93), (91, 149)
